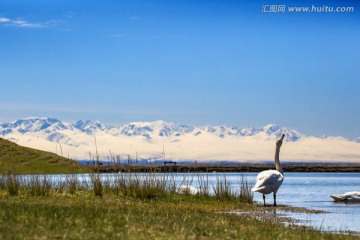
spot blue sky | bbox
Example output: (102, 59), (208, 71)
(1, 0), (359, 138)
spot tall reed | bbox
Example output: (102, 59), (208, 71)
(239, 174), (254, 203)
(91, 174), (103, 198)
(1, 168), (254, 205)
(65, 174), (78, 194)
(27, 175), (51, 196)
(6, 174), (20, 196)
(197, 173), (210, 196)
(0, 175), (5, 189)
(111, 172), (170, 199)
(213, 175), (235, 199)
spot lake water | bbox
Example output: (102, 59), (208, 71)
(262, 172), (360, 234)
(209, 172), (360, 234)
(219, 172), (360, 234)
(48, 172), (360, 234)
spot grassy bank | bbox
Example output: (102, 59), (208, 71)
(0, 173), (358, 239)
(0, 138), (90, 174)
(0, 191), (357, 239)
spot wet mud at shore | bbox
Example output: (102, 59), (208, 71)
(226, 204), (360, 236)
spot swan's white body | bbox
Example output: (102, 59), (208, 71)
(252, 170), (284, 195)
(178, 185), (198, 195)
(252, 134), (285, 206)
(330, 191), (360, 202)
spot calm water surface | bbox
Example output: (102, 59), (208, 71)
(266, 172), (360, 233)
(220, 172), (360, 233)
(50, 172), (360, 233)
(211, 172), (360, 233)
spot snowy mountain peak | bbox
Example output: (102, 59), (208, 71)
(263, 124), (280, 134)
(238, 127), (258, 136)
(14, 117), (61, 124)
(128, 120), (172, 130)
(7, 117), (64, 133)
(118, 120), (194, 138)
(73, 120), (107, 134)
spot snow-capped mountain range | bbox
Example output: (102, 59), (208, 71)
(1, 117), (359, 163)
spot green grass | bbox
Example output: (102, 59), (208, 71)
(0, 173), (357, 239)
(0, 138), (90, 174)
(0, 191), (358, 240)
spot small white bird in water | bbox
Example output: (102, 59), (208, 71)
(252, 134), (285, 206)
(330, 192), (360, 202)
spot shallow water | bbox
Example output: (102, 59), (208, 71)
(44, 172), (360, 233)
(267, 172), (360, 233)
(215, 172), (360, 233)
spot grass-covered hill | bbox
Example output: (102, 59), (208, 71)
(0, 138), (90, 174)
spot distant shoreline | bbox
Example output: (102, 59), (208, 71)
(89, 163), (360, 173)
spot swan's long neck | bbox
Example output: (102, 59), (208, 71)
(275, 135), (285, 174)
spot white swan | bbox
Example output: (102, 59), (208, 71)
(178, 185), (198, 195)
(330, 191), (360, 202)
(252, 134), (285, 206)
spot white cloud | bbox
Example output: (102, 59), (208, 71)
(0, 17), (45, 28)
(12, 20), (44, 28)
(0, 17), (10, 22)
